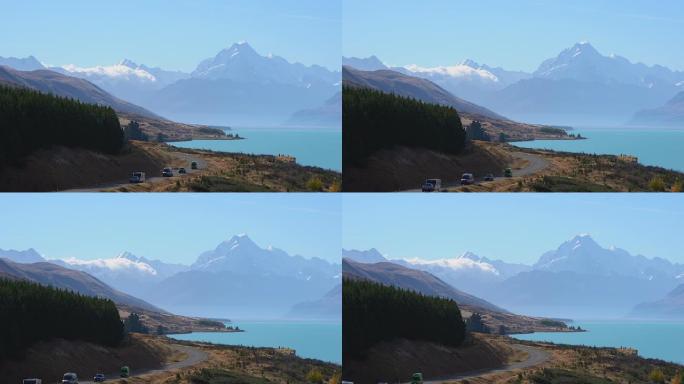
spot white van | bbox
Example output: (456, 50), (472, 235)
(421, 178), (442, 192)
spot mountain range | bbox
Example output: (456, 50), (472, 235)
(345, 234), (684, 319)
(0, 42), (341, 127)
(342, 258), (504, 313)
(0, 235), (340, 319)
(0, 65), (158, 118)
(1, 42), (340, 127)
(630, 90), (684, 127)
(0, 257), (160, 312)
(345, 42), (684, 126)
(343, 65), (505, 120)
(632, 283), (684, 319)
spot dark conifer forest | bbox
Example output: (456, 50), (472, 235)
(343, 278), (466, 359)
(343, 86), (466, 167)
(0, 85), (124, 167)
(0, 279), (124, 360)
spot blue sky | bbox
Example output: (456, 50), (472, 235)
(343, 0), (684, 72)
(343, 194), (684, 265)
(0, 0), (341, 71)
(0, 194), (341, 264)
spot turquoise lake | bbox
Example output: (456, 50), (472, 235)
(512, 321), (684, 364)
(168, 321), (341, 364)
(170, 128), (341, 171)
(511, 128), (684, 172)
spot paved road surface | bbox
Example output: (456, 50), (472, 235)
(404, 151), (550, 192)
(80, 344), (208, 384)
(64, 152), (207, 192)
(510, 151), (549, 177)
(418, 344), (550, 384)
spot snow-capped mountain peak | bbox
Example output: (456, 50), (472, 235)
(191, 235), (340, 282)
(533, 234), (681, 280)
(460, 59), (482, 68)
(458, 251), (482, 261)
(119, 58), (139, 68)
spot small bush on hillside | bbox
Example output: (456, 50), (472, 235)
(307, 176), (324, 192)
(649, 176), (667, 192)
(306, 368), (325, 384)
(649, 368), (666, 383)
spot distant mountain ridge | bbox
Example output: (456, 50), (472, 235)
(0, 257), (161, 312)
(346, 234), (684, 318)
(630, 90), (684, 127)
(0, 234), (339, 319)
(0, 65), (159, 119)
(345, 42), (684, 125)
(285, 91), (341, 128)
(342, 258), (505, 313)
(1, 42), (340, 126)
(632, 283), (684, 319)
(0, 55), (44, 71)
(287, 283), (341, 319)
(343, 66), (506, 120)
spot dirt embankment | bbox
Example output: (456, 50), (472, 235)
(0, 141), (341, 192)
(343, 333), (513, 384)
(0, 142), (168, 192)
(344, 141), (511, 191)
(0, 334), (169, 383)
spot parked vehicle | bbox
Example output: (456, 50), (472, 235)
(421, 178), (441, 192)
(22, 379), (41, 384)
(129, 171), (146, 183)
(120, 366), (130, 378)
(178, 167), (187, 174)
(504, 167), (513, 177)
(61, 373), (78, 384)
(411, 373), (423, 384)
(162, 168), (174, 177)
(93, 373), (105, 382)
(191, 161), (198, 170)
(484, 174), (494, 181)
(460, 173), (475, 185)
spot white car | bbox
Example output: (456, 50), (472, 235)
(62, 372), (78, 384)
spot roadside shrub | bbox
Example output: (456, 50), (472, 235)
(328, 372), (342, 384)
(306, 368), (325, 384)
(648, 176), (667, 192)
(307, 176), (324, 192)
(649, 368), (665, 383)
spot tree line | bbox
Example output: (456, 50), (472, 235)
(343, 278), (466, 359)
(343, 86), (466, 167)
(0, 85), (124, 167)
(0, 278), (124, 361)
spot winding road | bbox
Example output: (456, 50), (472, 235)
(80, 344), (208, 384)
(509, 151), (549, 177)
(64, 152), (207, 192)
(404, 151), (550, 192)
(420, 344), (550, 384)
